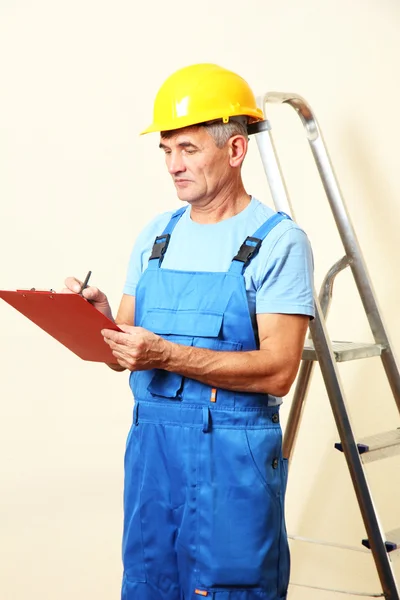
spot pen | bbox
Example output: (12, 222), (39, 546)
(80, 271), (92, 295)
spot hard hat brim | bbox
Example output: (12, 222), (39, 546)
(140, 107), (264, 135)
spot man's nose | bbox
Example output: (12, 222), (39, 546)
(167, 151), (185, 175)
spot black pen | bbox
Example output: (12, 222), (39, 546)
(80, 271), (92, 295)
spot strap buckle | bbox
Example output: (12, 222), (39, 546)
(233, 236), (262, 267)
(149, 234), (171, 262)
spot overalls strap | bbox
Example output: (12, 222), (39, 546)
(229, 211), (291, 274)
(148, 206), (187, 268)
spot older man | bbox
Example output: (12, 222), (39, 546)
(66, 63), (314, 600)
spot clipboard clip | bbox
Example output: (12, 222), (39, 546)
(16, 288), (57, 294)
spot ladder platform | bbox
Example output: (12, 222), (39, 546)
(362, 528), (400, 557)
(303, 340), (384, 362)
(335, 429), (400, 463)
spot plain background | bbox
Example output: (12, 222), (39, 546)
(1, 0), (400, 598)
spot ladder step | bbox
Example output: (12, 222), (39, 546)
(360, 429), (400, 464)
(303, 340), (384, 362)
(362, 528), (400, 556)
(335, 429), (400, 463)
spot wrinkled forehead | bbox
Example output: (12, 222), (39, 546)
(159, 125), (213, 148)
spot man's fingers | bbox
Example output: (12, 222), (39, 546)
(64, 277), (82, 294)
(102, 329), (131, 346)
(111, 350), (136, 371)
(118, 324), (138, 334)
(82, 286), (110, 306)
(63, 277), (108, 306)
(82, 286), (100, 300)
(114, 356), (133, 370)
(112, 349), (128, 360)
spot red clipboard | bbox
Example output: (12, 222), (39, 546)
(0, 289), (122, 363)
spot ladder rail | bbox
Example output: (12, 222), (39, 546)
(254, 96), (400, 599)
(310, 302), (399, 600)
(283, 256), (350, 461)
(257, 92), (400, 414)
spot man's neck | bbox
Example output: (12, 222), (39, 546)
(189, 187), (251, 225)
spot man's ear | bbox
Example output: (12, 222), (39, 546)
(228, 135), (248, 168)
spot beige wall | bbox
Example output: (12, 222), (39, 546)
(1, 0), (399, 597)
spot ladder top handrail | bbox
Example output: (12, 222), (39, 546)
(260, 92), (319, 142)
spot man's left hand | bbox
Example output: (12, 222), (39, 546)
(101, 325), (168, 371)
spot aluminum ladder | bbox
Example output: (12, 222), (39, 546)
(249, 93), (400, 599)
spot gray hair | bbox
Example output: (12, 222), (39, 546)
(160, 116), (249, 148)
(202, 117), (249, 148)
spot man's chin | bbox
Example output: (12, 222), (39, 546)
(175, 190), (199, 204)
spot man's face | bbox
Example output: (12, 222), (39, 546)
(159, 127), (232, 206)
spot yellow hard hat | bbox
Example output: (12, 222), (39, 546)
(141, 63), (264, 135)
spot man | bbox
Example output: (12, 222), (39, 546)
(66, 63), (314, 600)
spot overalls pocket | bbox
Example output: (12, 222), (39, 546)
(147, 369), (185, 399)
(277, 458), (290, 598)
(140, 308), (223, 337)
(192, 590), (273, 599)
(146, 334), (193, 399)
(122, 421), (147, 583)
(141, 308), (228, 400)
(196, 425), (285, 593)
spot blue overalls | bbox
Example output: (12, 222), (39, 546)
(122, 208), (290, 600)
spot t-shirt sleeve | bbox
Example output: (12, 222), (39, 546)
(255, 225), (315, 318)
(123, 212), (173, 296)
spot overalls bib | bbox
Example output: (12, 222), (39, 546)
(122, 208), (290, 600)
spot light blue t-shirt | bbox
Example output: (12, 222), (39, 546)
(123, 197), (315, 328)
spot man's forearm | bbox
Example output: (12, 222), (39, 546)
(161, 342), (292, 397)
(102, 309), (308, 390)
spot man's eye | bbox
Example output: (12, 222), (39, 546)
(184, 148), (196, 155)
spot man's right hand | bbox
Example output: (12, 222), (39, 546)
(62, 276), (114, 322)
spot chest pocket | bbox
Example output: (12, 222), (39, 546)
(140, 308), (242, 399)
(141, 308), (223, 337)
